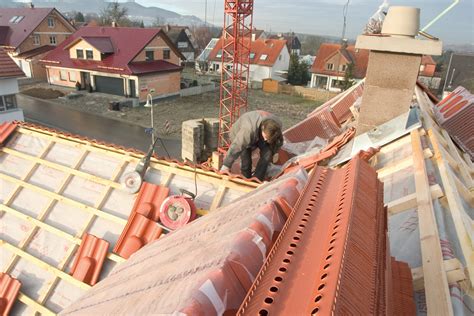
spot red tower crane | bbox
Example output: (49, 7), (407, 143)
(217, 0), (254, 153)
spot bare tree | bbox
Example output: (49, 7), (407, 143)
(152, 16), (165, 27)
(100, 1), (129, 26)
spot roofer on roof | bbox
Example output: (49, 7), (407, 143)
(220, 110), (283, 181)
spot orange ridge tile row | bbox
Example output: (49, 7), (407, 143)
(237, 154), (415, 315)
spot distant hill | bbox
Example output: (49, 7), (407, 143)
(0, 0), (206, 27)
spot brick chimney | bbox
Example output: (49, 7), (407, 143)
(355, 6), (442, 135)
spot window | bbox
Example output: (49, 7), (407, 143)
(260, 54), (268, 61)
(60, 70), (67, 81)
(48, 17), (55, 28)
(76, 49), (84, 59)
(0, 95), (17, 111)
(9, 16), (24, 24)
(279, 54), (282, 61)
(177, 42), (188, 48)
(49, 36), (57, 45)
(86, 50), (93, 59)
(146, 50), (154, 61)
(33, 35), (40, 46)
(163, 49), (170, 59)
(326, 63), (334, 70)
(216, 50), (222, 58)
(69, 72), (76, 82)
(340, 64), (347, 72)
(249, 53), (255, 59)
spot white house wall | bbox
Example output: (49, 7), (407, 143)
(0, 109), (24, 123)
(271, 47), (290, 81)
(10, 56), (32, 78)
(0, 78), (20, 95)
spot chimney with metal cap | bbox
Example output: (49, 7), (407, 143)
(354, 6), (442, 135)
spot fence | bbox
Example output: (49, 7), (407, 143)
(262, 80), (338, 102)
(180, 83), (217, 97)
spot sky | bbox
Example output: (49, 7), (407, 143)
(138, 0), (473, 45)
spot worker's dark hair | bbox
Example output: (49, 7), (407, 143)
(262, 119), (283, 150)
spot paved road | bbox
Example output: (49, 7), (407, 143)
(17, 94), (181, 158)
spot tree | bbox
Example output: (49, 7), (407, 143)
(74, 11), (85, 22)
(99, 1), (129, 26)
(152, 16), (165, 27)
(287, 53), (310, 86)
(341, 63), (355, 91)
(191, 26), (213, 51)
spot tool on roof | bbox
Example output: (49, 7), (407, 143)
(159, 189), (197, 230)
(121, 134), (161, 194)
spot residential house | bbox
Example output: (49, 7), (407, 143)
(0, 6), (76, 79)
(269, 32), (301, 56)
(441, 53), (474, 95)
(309, 42), (369, 92)
(195, 37), (219, 73)
(41, 26), (184, 102)
(252, 28), (267, 40)
(162, 25), (197, 62)
(207, 37), (290, 82)
(0, 48), (25, 123)
(418, 55), (441, 90)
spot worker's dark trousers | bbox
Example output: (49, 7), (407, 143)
(240, 139), (272, 181)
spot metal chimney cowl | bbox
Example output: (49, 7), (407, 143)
(354, 6), (442, 135)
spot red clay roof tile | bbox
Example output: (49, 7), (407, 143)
(70, 234), (109, 286)
(132, 182), (170, 222)
(0, 48), (24, 78)
(113, 212), (163, 259)
(0, 272), (21, 316)
(238, 155), (391, 315)
(0, 122), (18, 144)
(433, 86), (474, 159)
(58, 173), (307, 314)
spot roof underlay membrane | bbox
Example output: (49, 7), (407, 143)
(0, 81), (473, 315)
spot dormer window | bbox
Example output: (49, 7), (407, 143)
(9, 16), (24, 24)
(48, 17), (55, 28)
(76, 49), (84, 59)
(163, 49), (170, 60)
(86, 50), (93, 59)
(146, 50), (154, 61)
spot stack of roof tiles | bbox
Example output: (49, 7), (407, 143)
(432, 86), (474, 159)
(238, 154), (415, 315)
(58, 169), (308, 315)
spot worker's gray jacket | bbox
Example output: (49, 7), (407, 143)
(223, 110), (282, 168)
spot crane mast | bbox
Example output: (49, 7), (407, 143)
(218, 0), (254, 153)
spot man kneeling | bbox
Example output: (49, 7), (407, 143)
(220, 111), (283, 181)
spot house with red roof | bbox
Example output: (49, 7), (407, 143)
(0, 6), (76, 79)
(309, 42), (369, 92)
(207, 37), (289, 82)
(0, 48), (25, 123)
(41, 26), (184, 102)
(418, 55), (441, 90)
